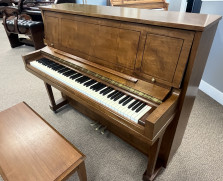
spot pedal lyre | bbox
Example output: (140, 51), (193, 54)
(95, 125), (103, 131)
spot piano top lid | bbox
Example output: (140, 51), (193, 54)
(40, 3), (221, 31)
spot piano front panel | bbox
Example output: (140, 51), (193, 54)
(43, 10), (194, 89)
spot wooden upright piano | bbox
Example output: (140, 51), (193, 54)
(23, 4), (221, 181)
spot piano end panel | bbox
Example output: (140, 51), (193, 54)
(22, 50), (42, 68)
(144, 93), (179, 141)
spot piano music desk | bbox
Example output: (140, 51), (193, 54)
(0, 102), (87, 181)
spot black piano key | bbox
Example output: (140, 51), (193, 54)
(52, 65), (64, 70)
(58, 67), (69, 73)
(114, 93), (124, 101)
(70, 73), (82, 79)
(135, 103), (146, 113)
(93, 83), (102, 91)
(80, 77), (90, 83)
(95, 84), (106, 92)
(132, 102), (143, 111)
(79, 77), (90, 84)
(63, 70), (74, 76)
(107, 90), (118, 98)
(47, 63), (57, 67)
(84, 80), (96, 87)
(92, 83), (102, 90)
(122, 97), (133, 106)
(76, 76), (87, 82)
(103, 88), (114, 96)
(119, 95), (129, 104)
(110, 91), (121, 100)
(128, 100), (139, 109)
(100, 87), (110, 94)
(50, 63), (60, 68)
(90, 82), (100, 89)
(93, 83), (103, 90)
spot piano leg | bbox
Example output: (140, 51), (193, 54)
(143, 136), (163, 181)
(44, 82), (68, 113)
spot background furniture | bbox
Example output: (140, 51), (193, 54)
(0, 102), (87, 181)
(2, 6), (44, 49)
(2, 0), (76, 49)
(110, 0), (169, 10)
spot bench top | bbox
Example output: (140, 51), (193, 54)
(0, 102), (85, 181)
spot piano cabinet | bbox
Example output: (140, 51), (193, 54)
(22, 4), (221, 181)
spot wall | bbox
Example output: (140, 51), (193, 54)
(199, 1), (223, 105)
(168, 0), (187, 11)
(76, 0), (107, 5)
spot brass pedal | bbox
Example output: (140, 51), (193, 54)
(90, 122), (98, 127)
(95, 125), (103, 131)
(100, 126), (107, 135)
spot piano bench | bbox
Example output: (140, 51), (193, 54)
(0, 102), (87, 181)
(2, 7), (45, 50)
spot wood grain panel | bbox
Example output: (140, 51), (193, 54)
(141, 34), (183, 82)
(61, 18), (97, 56)
(0, 102), (84, 181)
(60, 18), (140, 70)
(45, 16), (59, 46)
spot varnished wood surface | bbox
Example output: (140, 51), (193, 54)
(42, 46), (170, 102)
(0, 102), (86, 181)
(40, 3), (221, 31)
(42, 11), (194, 89)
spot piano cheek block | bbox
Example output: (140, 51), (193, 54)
(22, 4), (221, 181)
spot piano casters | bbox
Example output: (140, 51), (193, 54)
(143, 135), (164, 181)
(44, 82), (68, 113)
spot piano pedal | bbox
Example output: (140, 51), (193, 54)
(95, 125), (103, 131)
(100, 126), (107, 135)
(90, 122), (98, 127)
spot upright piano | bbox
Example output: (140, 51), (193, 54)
(23, 4), (221, 180)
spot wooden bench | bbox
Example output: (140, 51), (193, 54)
(0, 102), (87, 181)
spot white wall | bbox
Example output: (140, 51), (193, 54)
(199, 1), (223, 105)
(168, 0), (187, 11)
(76, 0), (107, 5)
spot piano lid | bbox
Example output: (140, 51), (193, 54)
(39, 3), (221, 31)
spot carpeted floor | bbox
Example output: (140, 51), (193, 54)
(0, 21), (223, 181)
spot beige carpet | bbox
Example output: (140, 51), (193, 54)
(0, 21), (223, 181)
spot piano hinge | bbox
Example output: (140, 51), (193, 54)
(41, 51), (163, 105)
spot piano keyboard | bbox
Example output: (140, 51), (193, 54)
(30, 58), (152, 124)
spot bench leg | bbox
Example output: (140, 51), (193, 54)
(77, 162), (87, 181)
(143, 136), (163, 181)
(5, 32), (23, 48)
(44, 82), (68, 113)
(30, 25), (45, 50)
